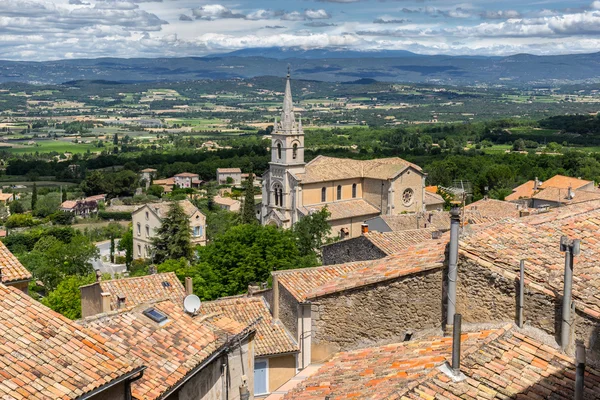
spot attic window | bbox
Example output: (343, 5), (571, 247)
(162, 281), (171, 288)
(143, 308), (168, 323)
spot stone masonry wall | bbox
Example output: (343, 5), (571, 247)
(458, 256), (600, 365)
(321, 236), (387, 265)
(310, 268), (443, 358)
(278, 283), (299, 340)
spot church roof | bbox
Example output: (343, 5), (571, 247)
(294, 156), (423, 183)
(299, 199), (380, 221)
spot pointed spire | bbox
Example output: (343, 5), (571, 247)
(281, 67), (295, 131)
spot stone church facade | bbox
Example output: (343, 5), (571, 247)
(261, 73), (427, 238)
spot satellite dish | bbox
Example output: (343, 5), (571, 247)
(184, 295), (201, 314)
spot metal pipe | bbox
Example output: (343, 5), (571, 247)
(519, 260), (525, 328)
(575, 343), (586, 400)
(447, 205), (461, 327)
(452, 313), (462, 375)
(560, 236), (580, 351)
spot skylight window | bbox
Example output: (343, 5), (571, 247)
(162, 281), (171, 288)
(143, 308), (168, 323)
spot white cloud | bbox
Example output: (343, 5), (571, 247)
(592, 1), (600, 10)
(192, 4), (244, 20)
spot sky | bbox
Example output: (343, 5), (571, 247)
(2, 0), (600, 60)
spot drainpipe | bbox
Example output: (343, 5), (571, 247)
(575, 343), (586, 400)
(446, 205), (461, 327)
(518, 260), (525, 328)
(559, 236), (580, 351)
(451, 314), (462, 376)
(272, 274), (280, 320)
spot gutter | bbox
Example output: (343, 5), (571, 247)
(159, 328), (256, 400)
(77, 366), (146, 400)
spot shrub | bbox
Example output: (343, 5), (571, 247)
(5, 214), (39, 228)
(98, 211), (132, 221)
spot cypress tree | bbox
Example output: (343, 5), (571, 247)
(31, 183), (38, 210)
(241, 173), (257, 224)
(151, 201), (193, 263)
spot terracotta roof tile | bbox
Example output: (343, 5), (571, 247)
(174, 172), (199, 178)
(505, 180), (537, 201)
(0, 284), (137, 400)
(363, 228), (442, 255)
(531, 187), (600, 205)
(0, 193), (13, 202)
(80, 299), (249, 400)
(424, 191), (445, 206)
(377, 211), (450, 232)
(539, 175), (593, 190)
(425, 186), (439, 194)
(201, 297), (298, 357)
(460, 200), (600, 318)
(217, 168), (242, 173)
(93, 272), (185, 311)
(134, 199), (201, 218)
(0, 241), (32, 284)
(299, 199), (381, 221)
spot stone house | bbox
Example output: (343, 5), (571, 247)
(201, 297), (299, 397)
(214, 195), (241, 212)
(0, 241), (32, 293)
(272, 239), (447, 365)
(424, 190), (445, 211)
(217, 167), (243, 185)
(0, 283), (143, 400)
(506, 174), (598, 206)
(140, 168), (157, 188)
(80, 298), (256, 400)
(261, 72), (428, 238)
(132, 200), (206, 260)
(80, 272), (188, 318)
(174, 172), (202, 189)
(60, 199), (99, 216)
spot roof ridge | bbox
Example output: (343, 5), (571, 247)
(81, 271), (178, 288)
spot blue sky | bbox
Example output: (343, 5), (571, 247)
(1, 0), (600, 60)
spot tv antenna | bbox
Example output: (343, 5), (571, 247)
(184, 294), (202, 315)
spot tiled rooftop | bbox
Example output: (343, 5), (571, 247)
(299, 199), (381, 221)
(60, 200), (78, 209)
(80, 299), (249, 400)
(465, 198), (522, 218)
(276, 240), (447, 301)
(91, 272), (186, 311)
(0, 241), (32, 284)
(294, 156), (422, 183)
(217, 168), (242, 173)
(539, 174), (593, 190)
(377, 211), (450, 232)
(460, 200), (600, 318)
(363, 228), (442, 255)
(134, 199), (200, 218)
(424, 191), (445, 206)
(531, 186), (600, 205)
(0, 284), (138, 399)
(284, 325), (600, 400)
(505, 180), (536, 201)
(174, 172), (199, 178)
(201, 297), (298, 357)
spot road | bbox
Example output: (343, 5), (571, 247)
(92, 239), (127, 277)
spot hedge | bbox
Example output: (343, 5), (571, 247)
(97, 211), (132, 221)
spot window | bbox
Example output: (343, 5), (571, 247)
(145, 225), (150, 237)
(143, 307), (168, 323)
(292, 143), (298, 160)
(137, 244), (141, 257)
(193, 226), (203, 237)
(352, 183), (357, 198)
(145, 211), (149, 220)
(254, 359), (268, 395)
(274, 184), (281, 206)
(277, 142), (282, 159)
(279, 188), (284, 207)
(402, 188), (414, 206)
(137, 223), (141, 236)
(337, 185), (342, 200)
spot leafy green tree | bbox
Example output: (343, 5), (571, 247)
(293, 207), (332, 257)
(241, 173), (256, 224)
(34, 193), (62, 218)
(110, 236), (115, 263)
(31, 183), (38, 210)
(41, 274), (96, 319)
(118, 226), (134, 267)
(206, 209), (240, 241)
(6, 214), (38, 228)
(147, 184), (164, 198)
(152, 202), (193, 263)
(9, 200), (24, 215)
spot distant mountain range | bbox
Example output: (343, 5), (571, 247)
(1, 47), (600, 86)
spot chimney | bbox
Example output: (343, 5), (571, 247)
(185, 277), (193, 296)
(567, 185), (575, 200)
(432, 231), (442, 240)
(96, 269), (102, 282)
(361, 224), (369, 235)
(451, 314), (462, 376)
(148, 264), (157, 275)
(101, 292), (111, 313)
(117, 294), (126, 309)
(518, 260), (525, 328)
(0, 266), (3, 282)
(534, 177), (540, 190)
(519, 210), (530, 218)
(575, 343), (586, 400)
(447, 205), (461, 327)
(272, 274), (280, 320)
(560, 236), (580, 351)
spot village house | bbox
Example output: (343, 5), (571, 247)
(0, 191), (15, 206)
(139, 167), (157, 188)
(80, 298), (256, 400)
(214, 194), (241, 212)
(132, 200), (206, 260)
(153, 176), (175, 193)
(0, 241), (32, 293)
(261, 72), (427, 238)
(217, 167), (243, 185)
(174, 172), (202, 189)
(0, 283), (144, 400)
(506, 174), (599, 208)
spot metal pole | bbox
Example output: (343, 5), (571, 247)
(452, 313), (462, 375)
(560, 237), (580, 351)
(519, 260), (525, 328)
(575, 343), (586, 400)
(447, 205), (461, 327)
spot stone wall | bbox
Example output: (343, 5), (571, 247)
(362, 178), (388, 214)
(278, 283), (299, 340)
(457, 255), (600, 365)
(310, 268), (443, 360)
(321, 236), (387, 265)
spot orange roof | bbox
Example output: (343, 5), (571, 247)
(60, 200), (78, 209)
(91, 272), (186, 311)
(425, 185), (438, 194)
(362, 228), (442, 255)
(81, 299), (250, 400)
(174, 172), (199, 178)
(505, 180), (536, 201)
(153, 177), (175, 185)
(0, 284), (138, 399)
(299, 199), (381, 221)
(539, 174), (592, 190)
(286, 325), (600, 400)
(0, 241), (32, 283)
(463, 198), (523, 224)
(0, 193), (12, 201)
(201, 297), (298, 357)
(531, 186), (600, 205)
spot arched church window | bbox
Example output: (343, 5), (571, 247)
(292, 143), (298, 160)
(274, 184), (281, 206)
(321, 187), (326, 202)
(277, 143), (282, 159)
(337, 185), (342, 200)
(279, 188), (284, 207)
(352, 183), (357, 198)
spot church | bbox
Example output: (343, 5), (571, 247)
(261, 72), (427, 239)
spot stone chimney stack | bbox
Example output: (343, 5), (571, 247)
(101, 292), (111, 314)
(185, 277), (193, 296)
(361, 224), (369, 235)
(534, 177), (540, 190)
